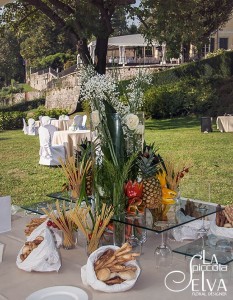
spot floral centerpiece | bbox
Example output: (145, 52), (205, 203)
(80, 66), (151, 217)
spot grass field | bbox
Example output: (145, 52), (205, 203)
(0, 116), (233, 206)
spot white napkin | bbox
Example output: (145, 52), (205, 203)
(0, 196), (11, 233)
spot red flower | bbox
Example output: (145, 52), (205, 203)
(124, 180), (143, 198)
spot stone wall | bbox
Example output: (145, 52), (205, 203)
(45, 72), (81, 112)
(30, 64), (171, 111)
(0, 91), (44, 106)
(106, 64), (164, 80)
(28, 68), (57, 91)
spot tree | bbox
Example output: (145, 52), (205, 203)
(111, 7), (129, 36)
(0, 29), (24, 86)
(19, 14), (75, 68)
(136, 0), (233, 61)
(1, 0), (136, 74)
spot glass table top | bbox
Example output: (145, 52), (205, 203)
(21, 198), (75, 215)
(173, 236), (233, 265)
(46, 192), (221, 233)
(47, 191), (75, 202)
(111, 199), (220, 233)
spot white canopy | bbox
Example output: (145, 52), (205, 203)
(89, 34), (159, 48)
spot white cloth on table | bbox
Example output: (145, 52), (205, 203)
(38, 126), (66, 166)
(52, 130), (91, 157)
(0, 196), (11, 234)
(51, 119), (73, 131)
(59, 115), (69, 120)
(216, 115), (233, 132)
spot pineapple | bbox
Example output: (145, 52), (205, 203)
(137, 144), (163, 223)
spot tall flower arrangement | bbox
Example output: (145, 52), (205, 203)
(80, 66), (151, 215)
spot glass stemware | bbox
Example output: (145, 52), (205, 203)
(125, 215), (142, 254)
(196, 206), (208, 238)
(154, 221), (173, 268)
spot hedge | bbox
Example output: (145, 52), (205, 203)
(0, 111), (27, 130)
(0, 98), (45, 112)
(151, 50), (233, 86)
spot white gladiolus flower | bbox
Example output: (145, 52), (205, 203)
(125, 114), (139, 130)
(91, 110), (100, 127)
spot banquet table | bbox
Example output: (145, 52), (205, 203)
(34, 120), (73, 131)
(216, 116), (233, 132)
(50, 119), (73, 131)
(52, 130), (91, 157)
(1, 212), (233, 300)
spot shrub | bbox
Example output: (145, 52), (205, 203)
(144, 78), (217, 118)
(0, 111), (27, 130)
(0, 98), (45, 112)
(32, 106), (69, 120)
(151, 50), (233, 86)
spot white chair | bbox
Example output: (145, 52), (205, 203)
(40, 116), (51, 126)
(22, 118), (28, 135)
(73, 115), (83, 129)
(38, 126), (66, 166)
(81, 115), (87, 129)
(28, 118), (38, 135)
(59, 115), (70, 120)
(44, 124), (57, 141)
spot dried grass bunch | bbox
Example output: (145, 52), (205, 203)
(42, 201), (76, 249)
(162, 157), (192, 191)
(60, 156), (92, 199)
(70, 203), (114, 255)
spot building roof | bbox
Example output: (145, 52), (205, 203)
(89, 34), (159, 48)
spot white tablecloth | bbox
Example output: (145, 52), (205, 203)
(1, 213), (233, 300)
(216, 116), (233, 132)
(52, 130), (91, 156)
(35, 120), (73, 131)
(51, 119), (73, 131)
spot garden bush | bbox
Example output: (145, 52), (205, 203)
(151, 50), (233, 86)
(0, 111), (27, 130)
(144, 78), (217, 118)
(0, 98), (45, 112)
(32, 106), (69, 120)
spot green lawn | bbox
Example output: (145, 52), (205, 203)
(0, 116), (233, 206)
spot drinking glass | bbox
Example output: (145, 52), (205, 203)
(196, 206), (209, 238)
(154, 221), (173, 268)
(125, 215), (142, 254)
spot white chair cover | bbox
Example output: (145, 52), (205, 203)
(81, 115), (87, 129)
(59, 115), (70, 120)
(22, 118), (28, 135)
(41, 116), (51, 126)
(38, 126), (66, 166)
(73, 115), (83, 129)
(28, 118), (37, 135)
(44, 124), (57, 141)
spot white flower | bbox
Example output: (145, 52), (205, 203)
(135, 124), (145, 135)
(91, 110), (100, 127)
(125, 114), (139, 130)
